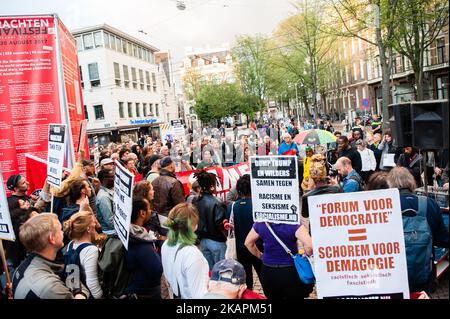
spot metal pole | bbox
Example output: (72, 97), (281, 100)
(423, 151), (428, 196)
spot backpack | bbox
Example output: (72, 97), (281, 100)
(402, 196), (433, 287)
(63, 242), (93, 293)
(97, 235), (133, 298)
(348, 174), (365, 191)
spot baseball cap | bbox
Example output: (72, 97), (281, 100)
(160, 156), (173, 168)
(148, 154), (162, 168)
(7, 174), (22, 191)
(100, 158), (114, 166)
(305, 146), (313, 152)
(210, 259), (246, 285)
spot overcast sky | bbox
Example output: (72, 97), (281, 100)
(3, 0), (298, 67)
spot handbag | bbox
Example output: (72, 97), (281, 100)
(225, 202), (237, 260)
(265, 222), (315, 284)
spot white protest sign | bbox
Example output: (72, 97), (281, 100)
(383, 154), (396, 167)
(0, 169), (15, 241)
(308, 189), (410, 299)
(171, 119), (185, 138)
(47, 124), (67, 188)
(113, 160), (135, 250)
(250, 155), (300, 224)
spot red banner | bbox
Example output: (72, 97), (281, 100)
(0, 16), (62, 189)
(0, 15), (86, 192)
(176, 163), (251, 204)
(57, 19), (88, 161)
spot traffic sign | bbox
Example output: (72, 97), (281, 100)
(361, 98), (370, 109)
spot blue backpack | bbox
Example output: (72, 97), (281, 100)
(402, 196), (433, 287)
(63, 242), (93, 293)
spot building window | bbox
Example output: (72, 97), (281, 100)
(149, 103), (153, 115)
(75, 36), (83, 51)
(123, 65), (130, 88)
(110, 35), (116, 51)
(152, 73), (157, 92)
(119, 102), (125, 118)
(133, 44), (138, 58)
(345, 66), (349, 83)
(155, 103), (159, 116)
(79, 65), (84, 89)
(139, 69), (145, 90)
(136, 103), (141, 117)
(360, 60), (365, 79)
(143, 103), (147, 117)
(353, 63), (357, 81)
(116, 37), (122, 53)
(131, 67), (138, 89)
(436, 76), (448, 99)
(83, 33), (94, 50)
(104, 32), (110, 48)
(94, 31), (103, 48)
(84, 105), (88, 120)
(127, 42), (132, 57)
(114, 62), (121, 87)
(437, 38), (445, 64)
(138, 47), (143, 60)
(128, 102), (133, 118)
(88, 63), (100, 87)
(93, 105), (104, 120)
(122, 40), (127, 54)
(145, 71), (151, 91)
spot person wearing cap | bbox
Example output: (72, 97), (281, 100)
(151, 156), (186, 218)
(7, 174), (36, 209)
(277, 132), (299, 156)
(96, 168), (116, 234)
(355, 139), (377, 183)
(100, 158), (114, 171)
(371, 114), (382, 135)
(145, 154), (163, 183)
(351, 116), (365, 138)
(202, 259), (247, 299)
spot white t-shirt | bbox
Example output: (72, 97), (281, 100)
(71, 241), (103, 299)
(161, 242), (209, 299)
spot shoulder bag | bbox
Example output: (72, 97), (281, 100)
(265, 222), (315, 284)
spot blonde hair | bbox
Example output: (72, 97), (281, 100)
(63, 211), (95, 240)
(387, 166), (417, 192)
(336, 156), (352, 167)
(19, 213), (60, 253)
(309, 154), (328, 182)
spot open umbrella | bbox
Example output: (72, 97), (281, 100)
(294, 129), (336, 145)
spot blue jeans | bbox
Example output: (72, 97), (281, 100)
(200, 239), (226, 270)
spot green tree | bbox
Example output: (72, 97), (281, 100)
(328, 0), (400, 128)
(392, 0), (449, 100)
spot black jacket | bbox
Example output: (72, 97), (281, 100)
(337, 146), (362, 173)
(193, 193), (227, 242)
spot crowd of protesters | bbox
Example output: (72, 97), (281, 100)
(1, 114), (448, 300)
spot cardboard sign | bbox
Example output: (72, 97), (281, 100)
(113, 160), (134, 250)
(250, 155), (300, 224)
(47, 124), (67, 188)
(308, 189), (410, 299)
(0, 169), (15, 241)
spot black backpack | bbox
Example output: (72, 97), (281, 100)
(97, 235), (133, 298)
(63, 242), (93, 294)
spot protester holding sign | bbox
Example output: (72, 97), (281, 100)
(387, 167), (449, 293)
(244, 221), (313, 299)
